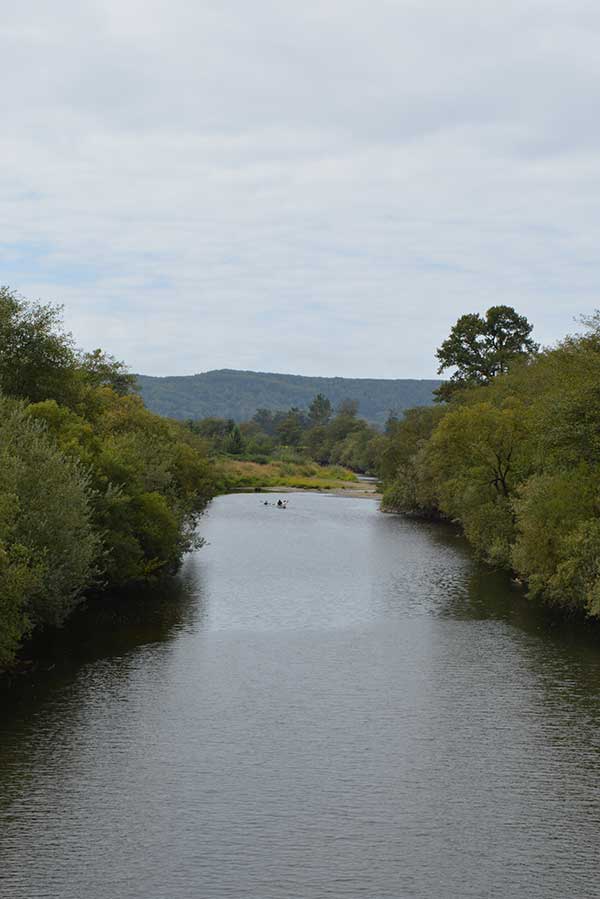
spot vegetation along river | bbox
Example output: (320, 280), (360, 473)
(2, 492), (600, 898)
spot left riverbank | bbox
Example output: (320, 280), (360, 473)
(0, 288), (217, 674)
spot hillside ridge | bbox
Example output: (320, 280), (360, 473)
(136, 369), (442, 427)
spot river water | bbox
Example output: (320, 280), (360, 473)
(2, 493), (600, 898)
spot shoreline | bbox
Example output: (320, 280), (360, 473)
(241, 484), (382, 500)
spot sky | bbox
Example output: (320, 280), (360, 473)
(1, 0), (599, 379)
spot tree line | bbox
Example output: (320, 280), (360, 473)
(0, 288), (216, 670)
(187, 394), (385, 474)
(379, 305), (600, 618)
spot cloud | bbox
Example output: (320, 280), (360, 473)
(0, 0), (598, 377)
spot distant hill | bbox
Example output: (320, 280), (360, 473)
(136, 369), (443, 427)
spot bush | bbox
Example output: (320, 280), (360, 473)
(0, 397), (99, 664)
(0, 288), (217, 669)
(512, 468), (598, 605)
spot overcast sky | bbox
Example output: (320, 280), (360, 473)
(1, 0), (599, 378)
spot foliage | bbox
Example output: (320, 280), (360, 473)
(435, 305), (538, 401)
(225, 424), (245, 455)
(79, 348), (139, 395)
(0, 398), (99, 666)
(276, 408), (307, 447)
(189, 394), (384, 475)
(554, 521), (600, 617)
(0, 286), (80, 404)
(380, 309), (600, 618)
(380, 406), (446, 518)
(0, 287), (138, 406)
(511, 468), (598, 606)
(215, 459), (357, 492)
(32, 389), (215, 587)
(308, 393), (332, 425)
(0, 289), (216, 669)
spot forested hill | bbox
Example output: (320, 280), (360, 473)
(136, 369), (442, 426)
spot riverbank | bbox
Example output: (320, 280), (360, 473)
(260, 481), (381, 499)
(214, 457), (374, 494)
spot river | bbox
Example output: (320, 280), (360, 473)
(2, 492), (600, 898)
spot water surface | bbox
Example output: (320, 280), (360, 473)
(2, 493), (600, 898)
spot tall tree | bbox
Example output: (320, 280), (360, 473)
(252, 408), (276, 435)
(435, 305), (538, 401)
(80, 349), (137, 395)
(308, 393), (332, 426)
(0, 287), (78, 404)
(226, 425), (245, 455)
(276, 408), (306, 446)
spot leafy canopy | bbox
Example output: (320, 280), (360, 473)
(308, 393), (332, 425)
(435, 305), (538, 401)
(0, 286), (138, 405)
(0, 288), (216, 668)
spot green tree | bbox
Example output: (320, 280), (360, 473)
(252, 408), (277, 435)
(0, 397), (100, 665)
(379, 406), (446, 516)
(239, 421), (274, 456)
(553, 520), (600, 617)
(378, 406), (446, 484)
(377, 306), (600, 616)
(511, 467), (599, 605)
(79, 348), (137, 395)
(303, 425), (331, 464)
(276, 409), (306, 447)
(399, 400), (530, 563)
(0, 289), (217, 668)
(0, 287), (80, 404)
(435, 305), (538, 401)
(226, 425), (245, 455)
(27, 387), (214, 590)
(308, 393), (332, 426)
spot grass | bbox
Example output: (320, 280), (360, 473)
(214, 458), (359, 492)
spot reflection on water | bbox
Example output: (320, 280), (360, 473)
(2, 568), (206, 696)
(2, 492), (600, 899)
(0, 575), (208, 824)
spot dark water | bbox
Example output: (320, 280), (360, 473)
(2, 493), (600, 899)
